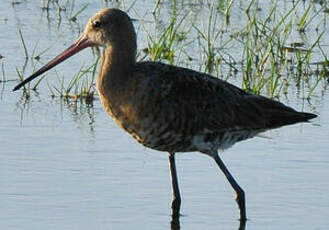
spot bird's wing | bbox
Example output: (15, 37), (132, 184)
(134, 62), (312, 139)
(143, 63), (268, 135)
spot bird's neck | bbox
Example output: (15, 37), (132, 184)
(96, 42), (137, 123)
(97, 43), (136, 90)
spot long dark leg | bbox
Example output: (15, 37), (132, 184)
(213, 152), (247, 221)
(168, 152), (181, 218)
(170, 215), (181, 230)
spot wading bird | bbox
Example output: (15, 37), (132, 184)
(13, 8), (316, 221)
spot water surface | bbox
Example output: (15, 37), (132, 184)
(1, 1), (328, 230)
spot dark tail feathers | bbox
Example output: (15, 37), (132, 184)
(266, 102), (317, 129)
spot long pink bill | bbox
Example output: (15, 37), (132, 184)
(13, 35), (94, 91)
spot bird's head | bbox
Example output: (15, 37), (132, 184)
(13, 8), (136, 91)
(83, 8), (136, 47)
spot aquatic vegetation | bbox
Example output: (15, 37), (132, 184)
(142, 1), (191, 65)
(70, 3), (89, 22)
(18, 29), (28, 58)
(51, 53), (99, 103)
(11, 0), (329, 102)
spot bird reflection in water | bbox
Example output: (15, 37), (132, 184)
(170, 215), (246, 230)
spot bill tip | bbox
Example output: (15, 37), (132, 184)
(12, 85), (20, 91)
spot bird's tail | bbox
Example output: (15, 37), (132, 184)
(243, 95), (317, 129)
(262, 98), (317, 128)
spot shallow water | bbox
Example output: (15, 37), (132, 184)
(1, 1), (329, 230)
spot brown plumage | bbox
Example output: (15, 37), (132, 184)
(13, 8), (317, 222)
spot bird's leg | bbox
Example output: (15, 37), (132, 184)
(238, 217), (246, 230)
(168, 152), (181, 219)
(170, 214), (181, 230)
(213, 152), (247, 221)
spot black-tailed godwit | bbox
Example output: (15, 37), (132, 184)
(13, 8), (317, 221)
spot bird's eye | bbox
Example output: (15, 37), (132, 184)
(92, 20), (101, 28)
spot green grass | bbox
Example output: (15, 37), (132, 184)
(194, 5), (225, 73)
(1, 62), (5, 83)
(142, 1), (191, 65)
(51, 53), (100, 103)
(12, 0), (329, 103)
(70, 3), (89, 22)
(18, 29), (29, 58)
